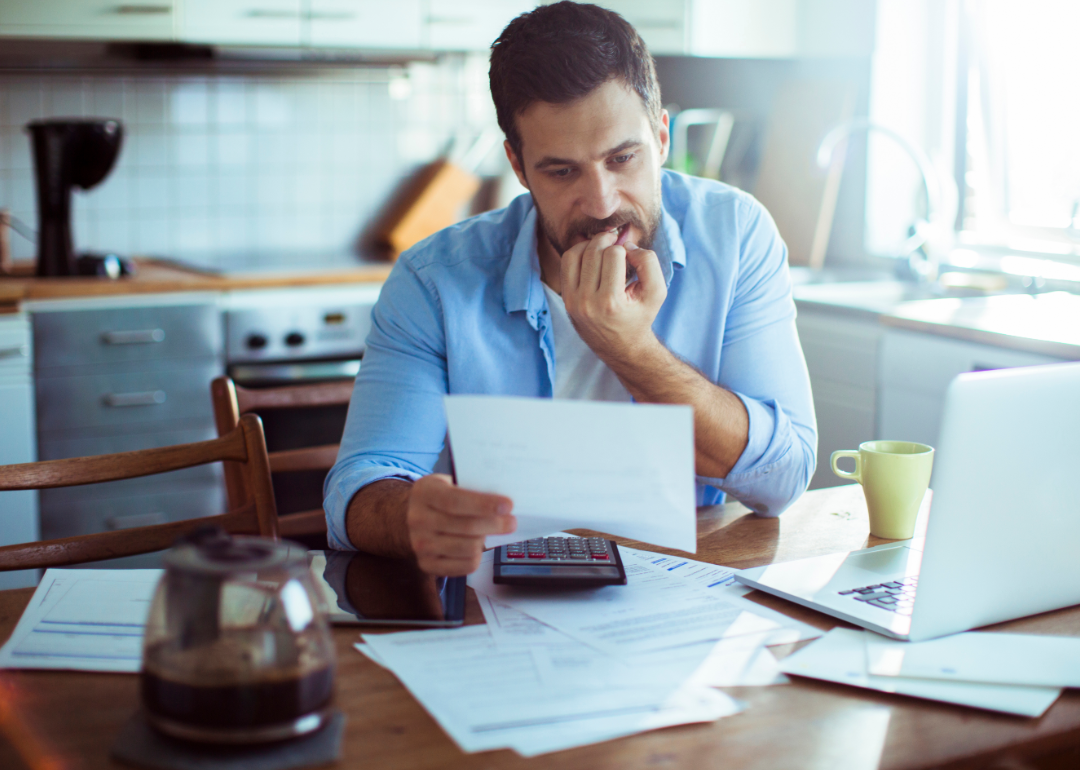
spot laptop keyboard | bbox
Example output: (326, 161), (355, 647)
(838, 576), (918, 616)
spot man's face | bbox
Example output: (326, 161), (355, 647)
(506, 79), (669, 258)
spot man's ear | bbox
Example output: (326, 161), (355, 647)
(504, 140), (531, 191)
(657, 109), (670, 166)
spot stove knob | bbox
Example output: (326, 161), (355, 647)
(245, 333), (268, 350)
(285, 332), (305, 347)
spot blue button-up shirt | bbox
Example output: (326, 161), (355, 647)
(324, 170), (817, 550)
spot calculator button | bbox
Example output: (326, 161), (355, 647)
(591, 553), (609, 560)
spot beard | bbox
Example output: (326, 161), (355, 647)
(536, 198), (662, 258)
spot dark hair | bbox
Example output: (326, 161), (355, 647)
(489, 1), (661, 162)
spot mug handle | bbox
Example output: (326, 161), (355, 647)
(831, 450), (862, 484)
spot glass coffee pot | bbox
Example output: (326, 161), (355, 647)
(141, 530), (336, 743)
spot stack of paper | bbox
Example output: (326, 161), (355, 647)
(779, 628), (1068, 717)
(0, 569), (161, 673)
(357, 541), (824, 756)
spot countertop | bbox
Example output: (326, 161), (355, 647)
(0, 258), (393, 310)
(793, 277), (1080, 359)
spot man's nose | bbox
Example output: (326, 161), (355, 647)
(578, 168), (620, 221)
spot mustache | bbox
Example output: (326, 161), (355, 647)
(570, 213), (645, 241)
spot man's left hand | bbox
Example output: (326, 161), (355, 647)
(559, 228), (666, 364)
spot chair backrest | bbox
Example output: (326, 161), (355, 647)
(0, 414), (278, 571)
(210, 377), (353, 537)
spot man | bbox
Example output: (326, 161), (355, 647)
(324, 1), (817, 576)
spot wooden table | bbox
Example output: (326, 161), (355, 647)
(2, 485), (1079, 770)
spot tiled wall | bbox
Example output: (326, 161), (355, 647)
(0, 54), (497, 269)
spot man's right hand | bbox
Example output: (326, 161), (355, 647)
(406, 474), (516, 576)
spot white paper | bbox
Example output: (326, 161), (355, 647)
(0, 569), (162, 673)
(476, 592), (580, 650)
(689, 634), (789, 687)
(444, 396), (696, 552)
(362, 625), (741, 756)
(866, 632), (1080, 687)
(779, 628), (1061, 717)
(620, 547), (824, 647)
(469, 551), (783, 656)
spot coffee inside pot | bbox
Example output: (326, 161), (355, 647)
(141, 529), (336, 743)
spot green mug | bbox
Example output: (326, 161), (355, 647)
(830, 440), (934, 540)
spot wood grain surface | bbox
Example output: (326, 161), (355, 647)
(0, 258), (391, 309)
(1, 485), (1079, 770)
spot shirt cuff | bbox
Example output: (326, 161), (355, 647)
(323, 464), (422, 551)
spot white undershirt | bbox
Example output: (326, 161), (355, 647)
(541, 283), (633, 402)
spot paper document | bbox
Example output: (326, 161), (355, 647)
(361, 625), (741, 756)
(779, 628), (1061, 717)
(444, 396), (696, 552)
(866, 632), (1080, 687)
(0, 568), (162, 673)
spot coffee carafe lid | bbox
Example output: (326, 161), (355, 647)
(164, 528), (304, 576)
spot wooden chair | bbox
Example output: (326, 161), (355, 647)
(210, 376), (354, 540)
(0, 414), (278, 572)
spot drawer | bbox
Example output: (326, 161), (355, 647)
(879, 330), (1064, 395)
(35, 361), (221, 433)
(796, 311), (881, 390)
(40, 481), (227, 541)
(33, 304), (222, 372)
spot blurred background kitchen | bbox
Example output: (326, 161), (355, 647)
(2, 1), (1078, 584)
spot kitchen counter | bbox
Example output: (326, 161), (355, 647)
(0, 258), (392, 310)
(882, 291), (1080, 360)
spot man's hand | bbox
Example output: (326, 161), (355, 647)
(560, 229), (667, 365)
(406, 474), (516, 576)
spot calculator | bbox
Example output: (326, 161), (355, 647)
(493, 536), (627, 587)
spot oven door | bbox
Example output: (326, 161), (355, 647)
(228, 357), (359, 523)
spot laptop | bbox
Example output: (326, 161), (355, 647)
(736, 361), (1080, 642)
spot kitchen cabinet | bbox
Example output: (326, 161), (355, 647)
(795, 305), (882, 490)
(179, 0), (302, 47)
(0, 314), (40, 589)
(29, 295), (225, 567)
(425, 0), (529, 52)
(877, 329), (1067, 454)
(0, 0), (175, 41)
(307, 0), (423, 50)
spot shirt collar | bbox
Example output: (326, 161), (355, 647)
(502, 197), (687, 318)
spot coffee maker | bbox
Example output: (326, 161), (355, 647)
(27, 119), (124, 277)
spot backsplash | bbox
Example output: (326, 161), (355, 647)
(0, 55), (497, 269)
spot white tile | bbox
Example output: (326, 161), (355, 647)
(216, 171), (251, 208)
(133, 171), (171, 210)
(170, 80), (209, 126)
(174, 132), (210, 168)
(134, 81), (168, 125)
(215, 131), (250, 167)
(133, 213), (172, 255)
(90, 79), (126, 121)
(3, 128), (33, 170)
(174, 173), (211, 210)
(45, 79), (87, 119)
(254, 83), (290, 127)
(252, 131), (291, 169)
(90, 212), (133, 254)
(214, 79), (248, 126)
(215, 214), (251, 250)
(292, 130), (322, 168)
(294, 172), (323, 209)
(6, 80), (44, 127)
(131, 128), (169, 167)
(331, 131), (362, 165)
(8, 169), (35, 212)
(83, 172), (129, 211)
(254, 175), (292, 209)
(175, 214), (213, 252)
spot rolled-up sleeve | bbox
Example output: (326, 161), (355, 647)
(697, 198), (817, 516)
(323, 259), (450, 550)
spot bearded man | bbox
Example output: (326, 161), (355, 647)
(324, 1), (817, 575)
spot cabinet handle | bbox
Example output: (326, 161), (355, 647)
(113, 5), (172, 14)
(103, 390), (167, 407)
(0, 345), (28, 360)
(101, 329), (165, 345)
(970, 363), (1003, 372)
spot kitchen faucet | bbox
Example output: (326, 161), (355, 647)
(817, 118), (956, 284)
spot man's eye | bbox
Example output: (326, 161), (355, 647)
(612, 154), (634, 164)
(550, 167), (572, 178)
